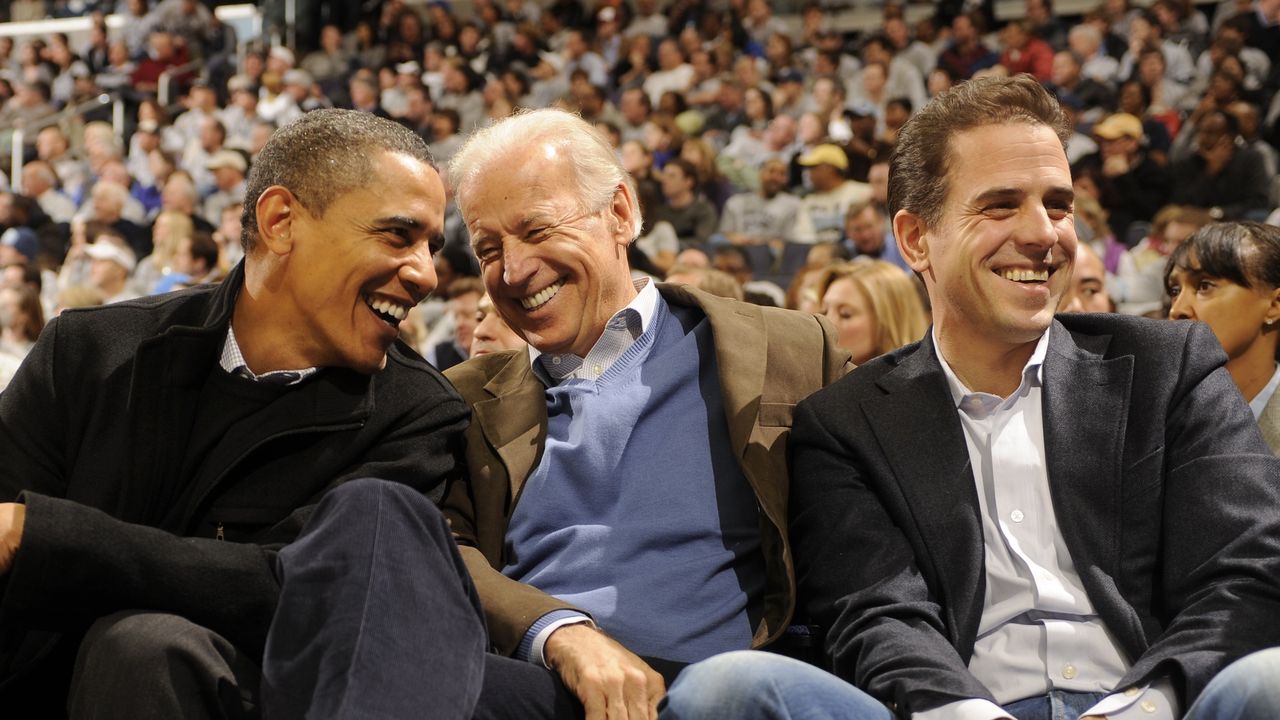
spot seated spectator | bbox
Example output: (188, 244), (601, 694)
(201, 149), (247, 228)
(815, 259), (928, 364)
(843, 199), (910, 272)
(1059, 241), (1116, 313)
(999, 20), (1054, 81)
(1067, 22), (1120, 85)
(133, 209), (192, 295)
(1169, 109), (1271, 220)
(711, 245), (784, 306)
(1167, 221), (1280, 454)
(792, 144), (872, 246)
(469, 292), (526, 358)
(1117, 204), (1210, 316)
(651, 158), (718, 251)
(937, 11), (999, 81)
(0, 284), (43, 362)
(171, 231), (222, 285)
(427, 277), (483, 372)
(20, 160), (76, 225)
(87, 180), (150, 260)
(716, 158), (799, 262)
(1075, 112), (1170, 242)
(85, 234), (139, 304)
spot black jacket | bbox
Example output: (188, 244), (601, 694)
(0, 263), (468, 704)
(790, 314), (1280, 716)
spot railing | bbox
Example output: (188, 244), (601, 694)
(157, 58), (204, 108)
(6, 92), (124, 195)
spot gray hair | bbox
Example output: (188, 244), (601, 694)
(449, 108), (641, 240)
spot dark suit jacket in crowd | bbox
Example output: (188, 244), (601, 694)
(790, 313), (1280, 717)
(0, 263), (468, 711)
(441, 283), (853, 657)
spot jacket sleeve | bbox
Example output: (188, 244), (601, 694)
(1117, 322), (1280, 703)
(438, 418), (584, 658)
(789, 394), (996, 716)
(0, 320), (470, 659)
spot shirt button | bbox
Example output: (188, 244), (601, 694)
(1010, 510), (1025, 523)
(1141, 700), (1157, 714)
(551, 357), (561, 365)
(592, 365), (601, 374)
(1125, 688), (1140, 697)
(1061, 663), (1077, 680)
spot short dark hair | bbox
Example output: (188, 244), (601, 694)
(240, 108), (435, 251)
(188, 231), (219, 272)
(1166, 221), (1280, 361)
(889, 74), (1069, 228)
(1166, 222), (1280, 299)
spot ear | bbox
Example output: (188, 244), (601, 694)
(894, 208), (931, 274)
(254, 186), (301, 257)
(607, 183), (638, 247)
(1264, 286), (1280, 328)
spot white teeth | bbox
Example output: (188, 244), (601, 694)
(520, 281), (562, 310)
(366, 296), (408, 321)
(999, 269), (1050, 282)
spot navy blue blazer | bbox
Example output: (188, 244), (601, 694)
(790, 313), (1280, 716)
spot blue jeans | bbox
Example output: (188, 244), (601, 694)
(1002, 691), (1107, 720)
(1186, 648), (1280, 720)
(659, 650), (893, 720)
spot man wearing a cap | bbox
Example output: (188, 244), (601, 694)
(0, 109), (469, 718)
(1079, 112), (1169, 241)
(792, 143), (872, 245)
(84, 233), (139, 304)
(202, 149), (247, 227)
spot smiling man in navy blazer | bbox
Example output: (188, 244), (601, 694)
(775, 75), (1280, 720)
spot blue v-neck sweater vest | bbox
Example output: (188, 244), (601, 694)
(501, 297), (765, 664)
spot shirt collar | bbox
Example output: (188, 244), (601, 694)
(220, 324), (319, 386)
(934, 325), (1051, 411)
(527, 276), (658, 380)
(1249, 362), (1280, 421)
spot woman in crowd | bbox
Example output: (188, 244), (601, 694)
(817, 260), (928, 364)
(133, 209), (193, 295)
(0, 284), (44, 360)
(1166, 221), (1280, 453)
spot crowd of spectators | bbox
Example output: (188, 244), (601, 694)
(1, 0), (1280, 385)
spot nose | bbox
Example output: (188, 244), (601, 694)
(1015, 205), (1059, 253)
(1168, 288), (1194, 320)
(401, 244), (438, 302)
(1062, 291), (1084, 313)
(500, 237), (538, 288)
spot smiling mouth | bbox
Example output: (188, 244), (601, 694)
(364, 294), (411, 327)
(996, 268), (1052, 283)
(520, 280), (563, 310)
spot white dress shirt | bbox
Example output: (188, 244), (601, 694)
(918, 328), (1176, 720)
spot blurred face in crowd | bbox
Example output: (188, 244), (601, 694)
(450, 289), (481, 352)
(1059, 242), (1112, 313)
(470, 293), (527, 357)
(759, 160), (788, 198)
(822, 277), (877, 363)
(847, 205), (887, 255)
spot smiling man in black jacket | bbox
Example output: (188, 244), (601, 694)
(0, 109), (469, 718)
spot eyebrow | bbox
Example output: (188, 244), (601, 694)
(972, 186), (1074, 205)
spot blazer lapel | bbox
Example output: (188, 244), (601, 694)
(471, 351), (548, 503)
(1041, 322), (1132, 598)
(861, 335), (987, 650)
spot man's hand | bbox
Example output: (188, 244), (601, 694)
(543, 623), (665, 720)
(0, 503), (26, 575)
